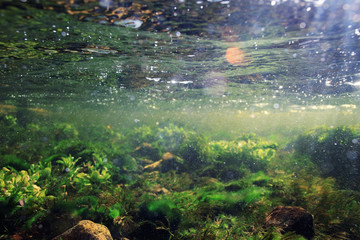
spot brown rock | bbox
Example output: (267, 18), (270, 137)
(159, 152), (183, 172)
(52, 220), (113, 240)
(151, 184), (171, 195)
(265, 206), (314, 240)
(144, 152), (184, 172)
(144, 159), (163, 171)
(162, 152), (175, 161)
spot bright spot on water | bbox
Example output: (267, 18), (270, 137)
(308, 0), (325, 7)
(325, 79), (332, 87)
(254, 103), (268, 108)
(146, 77), (161, 82)
(344, 81), (360, 89)
(342, 4), (350, 10)
(300, 22), (307, 28)
(113, 19), (143, 29)
(355, 29), (360, 36)
(168, 79), (193, 84)
(341, 104), (356, 109)
(225, 47), (247, 66)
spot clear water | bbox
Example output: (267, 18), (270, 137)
(1, 0), (360, 239)
(1, 0), (359, 135)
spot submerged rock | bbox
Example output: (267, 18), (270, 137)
(144, 152), (184, 173)
(143, 159), (163, 171)
(52, 220), (113, 240)
(159, 152), (184, 172)
(265, 206), (314, 240)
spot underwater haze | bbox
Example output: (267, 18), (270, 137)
(1, 0), (360, 239)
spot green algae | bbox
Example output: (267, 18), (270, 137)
(0, 112), (360, 239)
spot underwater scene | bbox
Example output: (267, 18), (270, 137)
(1, 0), (360, 239)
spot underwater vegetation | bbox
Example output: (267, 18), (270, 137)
(0, 113), (360, 239)
(294, 126), (360, 191)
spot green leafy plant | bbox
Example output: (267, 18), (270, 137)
(0, 167), (49, 233)
(56, 155), (80, 173)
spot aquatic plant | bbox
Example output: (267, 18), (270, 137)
(294, 125), (360, 190)
(54, 123), (79, 141)
(0, 167), (49, 233)
(139, 198), (182, 233)
(0, 154), (30, 171)
(206, 137), (277, 181)
(267, 167), (360, 239)
(1, 113), (360, 239)
(0, 115), (23, 152)
(157, 123), (188, 153)
(56, 155), (79, 173)
(131, 125), (157, 145)
(179, 133), (213, 169)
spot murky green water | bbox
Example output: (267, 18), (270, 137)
(1, 0), (360, 239)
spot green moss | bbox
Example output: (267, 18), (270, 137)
(294, 125), (360, 190)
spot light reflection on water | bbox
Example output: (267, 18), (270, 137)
(0, 0), (359, 136)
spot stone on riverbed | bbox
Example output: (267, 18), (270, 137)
(265, 206), (314, 240)
(52, 220), (113, 240)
